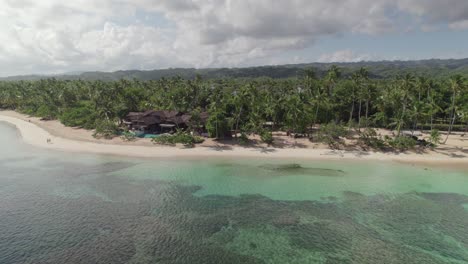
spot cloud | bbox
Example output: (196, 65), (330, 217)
(449, 20), (468, 30)
(0, 0), (468, 76)
(152, 0), (395, 45)
(317, 50), (378, 63)
(397, 0), (468, 23)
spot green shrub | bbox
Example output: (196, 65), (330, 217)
(239, 132), (250, 145)
(359, 128), (386, 149)
(206, 112), (231, 139)
(121, 131), (137, 141)
(347, 119), (358, 130)
(152, 131), (204, 147)
(152, 134), (175, 146)
(151, 135), (175, 145)
(428, 129), (441, 146)
(359, 117), (373, 129)
(315, 122), (348, 148)
(93, 119), (119, 139)
(386, 136), (417, 151)
(19, 107), (38, 116)
(59, 103), (97, 129)
(417, 124), (466, 132)
(35, 105), (58, 120)
(260, 131), (274, 145)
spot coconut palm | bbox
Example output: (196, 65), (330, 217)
(387, 74), (415, 136)
(443, 75), (464, 144)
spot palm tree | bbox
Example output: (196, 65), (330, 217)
(425, 96), (443, 131)
(314, 66), (341, 127)
(443, 75), (465, 144)
(462, 107), (468, 136)
(286, 94), (303, 134)
(394, 74), (415, 136)
(207, 87), (226, 139)
(364, 83), (376, 127)
(423, 79), (439, 130)
(412, 76), (428, 132)
(348, 73), (358, 130)
(356, 68), (369, 131)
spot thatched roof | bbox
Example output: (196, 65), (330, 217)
(150, 110), (179, 119)
(125, 110), (209, 127)
(140, 115), (161, 125)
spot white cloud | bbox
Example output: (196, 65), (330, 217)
(397, 0), (468, 23)
(449, 20), (468, 30)
(317, 50), (378, 63)
(0, 0), (468, 76)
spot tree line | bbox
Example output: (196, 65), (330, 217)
(0, 67), (467, 147)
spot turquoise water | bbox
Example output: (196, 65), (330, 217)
(142, 134), (160, 139)
(0, 121), (467, 264)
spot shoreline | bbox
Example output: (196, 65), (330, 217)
(1, 111), (467, 167)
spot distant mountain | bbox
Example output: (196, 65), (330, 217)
(2, 58), (468, 81)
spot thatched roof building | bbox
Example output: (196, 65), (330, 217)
(124, 110), (208, 133)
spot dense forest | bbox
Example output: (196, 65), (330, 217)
(0, 66), (467, 149)
(2, 58), (468, 82)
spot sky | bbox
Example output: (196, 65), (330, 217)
(1, 0), (468, 77)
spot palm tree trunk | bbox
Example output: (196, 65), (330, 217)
(430, 115), (434, 131)
(463, 120), (468, 136)
(216, 117), (219, 139)
(444, 114), (456, 144)
(397, 103), (407, 137)
(314, 102), (320, 128)
(443, 94), (456, 144)
(235, 106), (243, 139)
(416, 92), (421, 132)
(365, 100), (369, 128)
(357, 99), (362, 132)
(348, 101), (354, 130)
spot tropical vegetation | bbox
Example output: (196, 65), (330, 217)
(0, 66), (467, 150)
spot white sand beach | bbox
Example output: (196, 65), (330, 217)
(1, 111), (467, 167)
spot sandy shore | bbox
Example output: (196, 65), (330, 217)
(1, 111), (467, 166)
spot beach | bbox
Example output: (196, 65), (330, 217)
(0, 110), (467, 166)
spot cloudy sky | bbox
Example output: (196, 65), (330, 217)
(1, 0), (468, 76)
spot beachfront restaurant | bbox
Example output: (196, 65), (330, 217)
(123, 110), (207, 137)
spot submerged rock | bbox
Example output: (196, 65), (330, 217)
(259, 163), (345, 177)
(272, 214), (300, 227)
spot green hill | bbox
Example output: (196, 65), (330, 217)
(2, 58), (468, 81)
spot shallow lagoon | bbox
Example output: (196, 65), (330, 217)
(1, 122), (467, 264)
